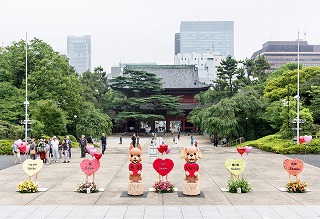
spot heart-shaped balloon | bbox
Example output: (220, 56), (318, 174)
(184, 162), (199, 177)
(157, 144), (168, 154)
(299, 136), (305, 145)
(18, 144), (26, 153)
(153, 158), (174, 176)
(25, 145), (30, 153)
(304, 135), (312, 144)
(80, 159), (100, 176)
(94, 153), (102, 160)
(225, 159), (246, 176)
(14, 139), (22, 147)
(22, 159), (44, 177)
(245, 146), (252, 155)
(165, 146), (171, 154)
(283, 158), (304, 176)
(237, 147), (246, 156)
(89, 149), (97, 157)
(86, 145), (94, 153)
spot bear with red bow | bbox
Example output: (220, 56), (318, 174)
(181, 146), (202, 183)
(128, 144), (143, 183)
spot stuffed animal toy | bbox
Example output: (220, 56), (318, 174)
(128, 144), (143, 183)
(181, 146), (202, 183)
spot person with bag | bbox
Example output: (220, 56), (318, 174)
(11, 143), (22, 164)
(65, 135), (72, 158)
(29, 138), (37, 160)
(62, 139), (70, 163)
(51, 136), (60, 163)
(38, 139), (46, 163)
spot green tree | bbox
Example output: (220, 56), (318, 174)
(110, 70), (182, 128)
(30, 99), (67, 136)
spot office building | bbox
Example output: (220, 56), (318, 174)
(67, 35), (91, 75)
(252, 40), (320, 72)
(176, 21), (234, 57)
(174, 51), (225, 84)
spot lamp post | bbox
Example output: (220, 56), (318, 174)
(24, 32), (28, 143)
(74, 115), (77, 140)
(296, 32), (300, 145)
(245, 117), (248, 141)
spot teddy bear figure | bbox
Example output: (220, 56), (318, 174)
(128, 144), (143, 183)
(181, 146), (202, 183)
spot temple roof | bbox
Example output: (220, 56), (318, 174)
(125, 65), (211, 90)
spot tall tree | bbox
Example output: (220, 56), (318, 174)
(109, 70), (182, 127)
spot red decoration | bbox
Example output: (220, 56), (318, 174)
(80, 159), (100, 176)
(237, 147), (246, 156)
(184, 163), (199, 177)
(153, 158), (174, 176)
(299, 136), (305, 145)
(94, 153), (102, 160)
(18, 142), (27, 153)
(157, 144), (168, 154)
(129, 163), (143, 176)
(283, 158), (304, 176)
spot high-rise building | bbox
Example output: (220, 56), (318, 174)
(252, 40), (320, 72)
(67, 35), (91, 75)
(175, 33), (180, 55)
(176, 21), (234, 57)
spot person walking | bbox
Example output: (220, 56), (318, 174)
(119, 135), (123, 144)
(79, 135), (87, 158)
(87, 134), (93, 145)
(62, 139), (70, 163)
(11, 143), (22, 164)
(65, 135), (72, 158)
(177, 132), (181, 140)
(38, 139), (46, 163)
(29, 138), (37, 160)
(131, 133), (136, 147)
(44, 139), (50, 164)
(214, 137), (218, 147)
(190, 136), (194, 146)
(100, 133), (107, 154)
(51, 136), (59, 163)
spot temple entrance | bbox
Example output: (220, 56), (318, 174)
(155, 121), (166, 133)
(170, 121), (181, 132)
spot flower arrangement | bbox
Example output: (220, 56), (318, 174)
(153, 180), (174, 193)
(227, 176), (251, 193)
(76, 181), (98, 193)
(286, 180), (307, 193)
(17, 180), (38, 193)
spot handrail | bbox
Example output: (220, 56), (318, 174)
(225, 137), (244, 147)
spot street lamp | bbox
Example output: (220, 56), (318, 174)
(74, 115), (77, 140)
(245, 117), (248, 141)
(296, 32), (300, 145)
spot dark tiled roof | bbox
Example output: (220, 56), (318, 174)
(125, 65), (210, 90)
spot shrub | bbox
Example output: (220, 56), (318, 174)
(227, 176), (251, 193)
(0, 140), (14, 155)
(76, 181), (98, 193)
(17, 180), (38, 193)
(153, 180), (175, 193)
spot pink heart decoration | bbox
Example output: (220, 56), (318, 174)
(304, 135), (312, 144)
(299, 136), (305, 145)
(153, 158), (174, 176)
(283, 158), (304, 176)
(94, 153), (102, 160)
(25, 145), (30, 153)
(237, 147), (246, 156)
(89, 149), (97, 157)
(14, 139), (22, 147)
(184, 163), (199, 177)
(86, 145), (94, 153)
(80, 158), (100, 176)
(245, 146), (252, 155)
(165, 146), (171, 154)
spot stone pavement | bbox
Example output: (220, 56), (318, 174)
(1, 134), (320, 218)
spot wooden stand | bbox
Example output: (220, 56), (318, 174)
(183, 182), (200, 196)
(128, 182), (144, 196)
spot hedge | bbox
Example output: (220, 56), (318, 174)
(242, 134), (320, 154)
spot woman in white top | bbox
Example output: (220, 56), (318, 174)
(51, 136), (60, 163)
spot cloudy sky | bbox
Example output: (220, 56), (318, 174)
(1, 0), (319, 72)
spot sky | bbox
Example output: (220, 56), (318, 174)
(1, 0), (320, 73)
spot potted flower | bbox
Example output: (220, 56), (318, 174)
(17, 180), (38, 193)
(76, 181), (98, 193)
(286, 180), (307, 193)
(153, 180), (174, 193)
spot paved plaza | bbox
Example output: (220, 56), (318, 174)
(1, 134), (320, 218)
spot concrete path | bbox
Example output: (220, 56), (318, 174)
(1, 134), (320, 218)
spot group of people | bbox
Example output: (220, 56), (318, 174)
(11, 136), (73, 164)
(79, 133), (108, 158)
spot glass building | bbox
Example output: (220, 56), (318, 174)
(67, 35), (91, 75)
(176, 21), (234, 57)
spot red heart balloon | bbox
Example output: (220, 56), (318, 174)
(283, 158), (304, 176)
(80, 159), (100, 176)
(94, 153), (102, 160)
(153, 158), (174, 176)
(299, 136), (305, 145)
(129, 163), (143, 176)
(157, 144), (168, 154)
(18, 145), (26, 153)
(237, 147), (246, 156)
(184, 163), (199, 177)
